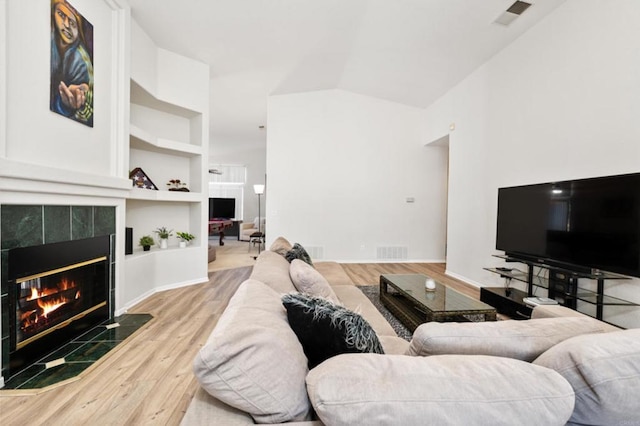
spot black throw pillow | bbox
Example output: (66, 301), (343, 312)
(282, 293), (384, 369)
(285, 243), (313, 266)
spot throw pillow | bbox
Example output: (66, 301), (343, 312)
(289, 259), (340, 304)
(282, 293), (384, 369)
(306, 354), (575, 426)
(285, 243), (313, 266)
(533, 328), (640, 425)
(269, 236), (293, 256)
(193, 280), (312, 423)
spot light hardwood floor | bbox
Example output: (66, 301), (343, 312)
(0, 247), (479, 425)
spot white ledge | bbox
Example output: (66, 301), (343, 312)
(0, 158), (131, 198)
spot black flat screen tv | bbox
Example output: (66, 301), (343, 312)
(496, 172), (640, 277)
(209, 197), (236, 219)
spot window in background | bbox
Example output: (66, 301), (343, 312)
(209, 165), (246, 220)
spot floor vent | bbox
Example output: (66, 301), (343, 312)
(305, 246), (324, 260)
(376, 246), (408, 260)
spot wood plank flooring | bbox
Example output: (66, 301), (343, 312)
(0, 257), (479, 425)
(342, 262), (480, 300)
(0, 267), (251, 426)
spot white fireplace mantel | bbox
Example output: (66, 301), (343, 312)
(0, 158), (132, 200)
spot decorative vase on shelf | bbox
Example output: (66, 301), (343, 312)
(143, 245), (151, 251)
(154, 227), (173, 249)
(176, 232), (195, 249)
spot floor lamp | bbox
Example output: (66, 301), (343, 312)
(253, 184), (265, 254)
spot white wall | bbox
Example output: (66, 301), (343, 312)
(267, 89), (447, 262)
(5, 0), (117, 175)
(424, 0), (640, 328)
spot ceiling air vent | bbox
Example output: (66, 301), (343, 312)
(495, 1), (532, 26)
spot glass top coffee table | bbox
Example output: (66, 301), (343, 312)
(380, 274), (497, 331)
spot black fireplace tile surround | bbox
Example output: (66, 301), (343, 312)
(0, 204), (117, 381)
(2, 313), (152, 390)
(1, 205), (116, 251)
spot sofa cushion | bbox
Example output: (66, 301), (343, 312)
(306, 353), (575, 426)
(250, 250), (297, 293)
(285, 243), (313, 265)
(407, 316), (609, 362)
(193, 280), (312, 423)
(289, 259), (340, 304)
(269, 236), (293, 256)
(378, 335), (411, 355)
(533, 328), (640, 426)
(282, 293), (384, 369)
(314, 262), (354, 286)
(332, 285), (398, 337)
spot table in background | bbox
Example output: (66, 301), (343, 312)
(380, 274), (497, 331)
(208, 219), (233, 245)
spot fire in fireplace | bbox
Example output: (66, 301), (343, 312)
(15, 256), (107, 350)
(7, 236), (111, 373)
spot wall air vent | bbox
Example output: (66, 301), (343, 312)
(376, 246), (408, 261)
(495, 1), (532, 26)
(304, 246), (324, 260)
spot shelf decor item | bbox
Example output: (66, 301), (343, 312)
(154, 227), (173, 249)
(139, 235), (155, 251)
(167, 179), (190, 192)
(130, 167), (158, 190)
(176, 231), (195, 248)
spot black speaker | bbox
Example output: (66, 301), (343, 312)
(548, 270), (577, 309)
(125, 227), (133, 255)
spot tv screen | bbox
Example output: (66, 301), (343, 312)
(209, 197), (236, 219)
(496, 173), (640, 277)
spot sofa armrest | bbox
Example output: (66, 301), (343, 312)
(406, 316), (611, 361)
(532, 305), (620, 332)
(306, 353), (574, 426)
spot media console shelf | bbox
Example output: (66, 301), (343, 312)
(483, 255), (636, 321)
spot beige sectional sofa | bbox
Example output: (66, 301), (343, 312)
(182, 238), (640, 426)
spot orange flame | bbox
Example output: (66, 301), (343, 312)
(37, 296), (70, 318)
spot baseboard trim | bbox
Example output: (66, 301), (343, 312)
(115, 276), (208, 316)
(445, 269), (483, 289)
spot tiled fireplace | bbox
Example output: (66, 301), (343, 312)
(1, 205), (116, 379)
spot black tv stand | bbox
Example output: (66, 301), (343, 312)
(480, 287), (532, 320)
(482, 255), (635, 322)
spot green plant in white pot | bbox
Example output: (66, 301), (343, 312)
(154, 227), (173, 249)
(176, 231), (195, 248)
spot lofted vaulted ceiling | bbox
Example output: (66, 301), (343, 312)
(128, 0), (567, 154)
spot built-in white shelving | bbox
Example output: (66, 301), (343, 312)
(122, 24), (209, 302)
(128, 187), (202, 202)
(129, 124), (202, 157)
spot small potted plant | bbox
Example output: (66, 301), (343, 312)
(176, 231), (195, 248)
(139, 235), (155, 251)
(154, 227), (173, 249)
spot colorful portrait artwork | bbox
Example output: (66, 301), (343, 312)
(50, 0), (94, 127)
